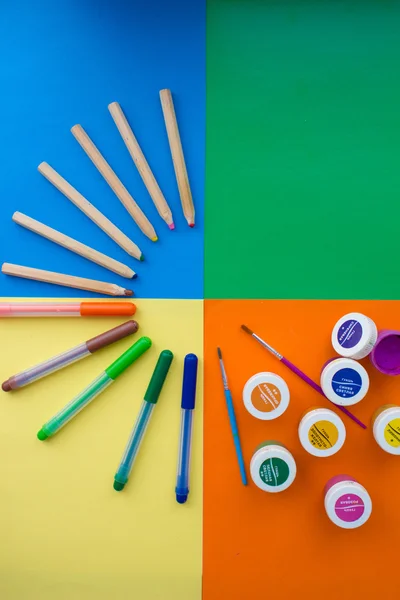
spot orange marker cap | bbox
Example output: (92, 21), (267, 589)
(80, 302), (136, 316)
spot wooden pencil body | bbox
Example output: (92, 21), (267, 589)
(108, 102), (174, 229)
(71, 124), (157, 241)
(2, 263), (133, 297)
(159, 89), (195, 227)
(12, 212), (136, 279)
(38, 162), (142, 260)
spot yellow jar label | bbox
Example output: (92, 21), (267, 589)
(384, 418), (400, 447)
(308, 420), (338, 450)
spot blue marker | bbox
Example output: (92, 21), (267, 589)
(176, 353), (198, 504)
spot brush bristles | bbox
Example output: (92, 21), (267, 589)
(217, 347), (222, 359)
(241, 324), (253, 335)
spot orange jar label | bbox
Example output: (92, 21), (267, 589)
(251, 383), (281, 412)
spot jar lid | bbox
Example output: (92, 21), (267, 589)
(250, 444), (296, 493)
(321, 358), (369, 406)
(299, 408), (346, 457)
(325, 480), (372, 529)
(243, 372), (290, 420)
(332, 312), (377, 359)
(373, 406), (400, 455)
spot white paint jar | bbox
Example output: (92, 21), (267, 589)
(324, 475), (372, 529)
(320, 357), (369, 406)
(243, 372), (290, 420)
(372, 404), (400, 455)
(250, 441), (296, 493)
(332, 312), (377, 359)
(298, 407), (346, 457)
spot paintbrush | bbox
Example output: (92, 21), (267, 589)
(241, 325), (366, 430)
(217, 348), (248, 485)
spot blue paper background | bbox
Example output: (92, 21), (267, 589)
(0, 0), (205, 299)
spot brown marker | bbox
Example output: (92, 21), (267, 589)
(2, 320), (139, 392)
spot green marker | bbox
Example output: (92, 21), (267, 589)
(113, 350), (173, 491)
(37, 336), (152, 441)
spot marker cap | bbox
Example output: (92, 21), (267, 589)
(181, 354), (198, 409)
(105, 336), (152, 380)
(80, 302), (136, 316)
(144, 350), (174, 404)
(86, 320), (138, 353)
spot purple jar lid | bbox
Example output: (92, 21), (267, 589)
(370, 330), (400, 376)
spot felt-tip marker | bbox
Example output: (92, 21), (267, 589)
(176, 353), (198, 504)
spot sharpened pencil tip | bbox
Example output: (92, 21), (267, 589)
(217, 347), (222, 359)
(168, 222), (175, 230)
(151, 236), (158, 242)
(189, 223), (195, 228)
(139, 254), (145, 261)
(241, 324), (253, 335)
(132, 273), (138, 279)
(124, 289), (134, 297)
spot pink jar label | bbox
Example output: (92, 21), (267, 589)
(335, 493), (364, 522)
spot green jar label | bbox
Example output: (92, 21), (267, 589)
(259, 457), (289, 486)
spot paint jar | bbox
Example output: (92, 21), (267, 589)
(324, 475), (372, 529)
(243, 372), (290, 420)
(370, 330), (400, 375)
(298, 408), (346, 457)
(372, 404), (400, 455)
(320, 358), (369, 406)
(332, 312), (377, 359)
(250, 441), (296, 493)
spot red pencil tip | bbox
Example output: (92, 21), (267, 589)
(189, 223), (195, 228)
(125, 289), (134, 297)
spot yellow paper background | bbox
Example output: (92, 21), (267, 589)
(0, 299), (203, 600)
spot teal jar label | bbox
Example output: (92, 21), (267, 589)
(259, 457), (289, 486)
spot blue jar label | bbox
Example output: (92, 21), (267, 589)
(337, 319), (362, 349)
(331, 368), (362, 398)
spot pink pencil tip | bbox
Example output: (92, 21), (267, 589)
(168, 223), (175, 230)
(189, 223), (195, 228)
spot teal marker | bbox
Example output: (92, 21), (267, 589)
(113, 349), (173, 491)
(37, 336), (152, 440)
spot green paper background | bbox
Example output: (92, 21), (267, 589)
(205, 0), (400, 300)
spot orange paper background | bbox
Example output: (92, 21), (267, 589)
(203, 300), (400, 600)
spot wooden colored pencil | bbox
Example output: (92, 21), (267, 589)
(108, 102), (174, 230)
(71, 124), (157, 241)
(38, 162), (144, 261)
(159, 89), (195, 227)
(12, 212), (137, 279)
(2, 263), (134, 297)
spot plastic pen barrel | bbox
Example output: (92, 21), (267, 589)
(114, 349), (174, 491)
(0, 301), (136, 317)
(37, 336), (151, 440)
(3, 343), (90, 391)
(176, 353), (198, 504)
(2, 321), (138, 392)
